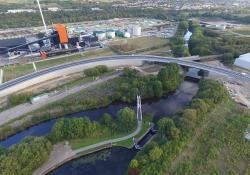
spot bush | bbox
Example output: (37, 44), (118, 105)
(0, 137), (52, 175)
(84, 65), (108, 77)
(8, 93), (33, 106)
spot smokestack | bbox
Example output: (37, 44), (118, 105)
(36, 0), (48, 35)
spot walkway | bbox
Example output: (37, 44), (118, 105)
(32, 121), (142, 175)
(0, 72), (121, 126)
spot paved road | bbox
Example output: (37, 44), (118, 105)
(0, 72), (121, 126)
(0, 55), (249, 92)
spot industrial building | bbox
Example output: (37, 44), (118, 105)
(234, 53), (250, 70)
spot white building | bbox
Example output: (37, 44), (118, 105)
(7, 9), (35, 13)
(234, 53), (250, 70)
(48, 7), (61, 12)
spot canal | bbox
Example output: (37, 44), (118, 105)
(0, 80), (199, 175)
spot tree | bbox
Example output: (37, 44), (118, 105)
(149, 146), (163, 161)
(157, 63), (182, 92)
(190, 98), (209, 115)
(157, 118), (176, 139)
(153, 81), (163, 97)
(170, 127), (181, 140)
(0, 137), (52, 175)
(0, 146), (5, 156)
(129, 159), (140, 175)
(101, 113), (113, 127)
(117, 107), (136, 132)
(182, 109), (198, 124)
(130, 159), (139, 168)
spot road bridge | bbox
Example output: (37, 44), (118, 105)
(0, 55), (249, 97)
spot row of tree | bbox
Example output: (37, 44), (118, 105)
(170, 21), (190, 57)
(128, 79), (229, 175)
(84, 65), (108, 77)
(50, 107), (136, 143)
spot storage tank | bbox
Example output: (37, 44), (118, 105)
(106, 30), (116, 39)
(124, 32), (131, 38)
(116, 30), (124, 37)
(93, 31), (106, 40)
(132, 25), (141, 36)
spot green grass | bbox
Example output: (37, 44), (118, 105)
(70, 132), (129, 150)
(109, 37), (170, 54)
(2, 63), (34, 82)
(116, 121), (151, 148)
(70, 121), (152, 150)
(36, 48), (115, 70)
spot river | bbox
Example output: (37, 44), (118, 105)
(0, 80), (198, 175)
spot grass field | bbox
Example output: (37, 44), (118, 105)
(109, 37), (170, 54)
(70, 121), (151, 150)
(170, 102), (250, 175)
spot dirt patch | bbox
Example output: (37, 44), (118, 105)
(236, 159), (248, 175)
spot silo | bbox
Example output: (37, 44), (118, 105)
(115, 31), (124, 37)
(106, 30), (116, 39)
(94, 31), (106, 40)
(124, 32), (131, 38)
(132, 25), (141, 36)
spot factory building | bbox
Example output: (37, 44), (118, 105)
(234, 53), (250, 70)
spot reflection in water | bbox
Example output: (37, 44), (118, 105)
(49, 148), (137, 175)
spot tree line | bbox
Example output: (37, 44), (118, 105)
(0, 137), (52, 175)
(188, 21), (250, 66)
(49, 107), (136, 143)
(170, 21), (190, 57)
(128, 79), (229, 175)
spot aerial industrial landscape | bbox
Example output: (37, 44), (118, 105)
(0, 0), (249, 175)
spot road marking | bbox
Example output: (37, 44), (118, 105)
(32, 62), (37, 72)
(0, 69), (3, 84)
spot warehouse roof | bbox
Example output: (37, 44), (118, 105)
(237, 53), (250, 62)
(0, 37), (26, 48)
(234, 53), (250, 70)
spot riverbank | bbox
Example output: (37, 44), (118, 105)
(32, 120), (144, 175)
(0, 64), (183, 142)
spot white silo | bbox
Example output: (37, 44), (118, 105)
(124, 32), (131, 38)
(95, 32), (106, 40)
(132, 25), (141, 36)
(106, 30), (116, 39)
